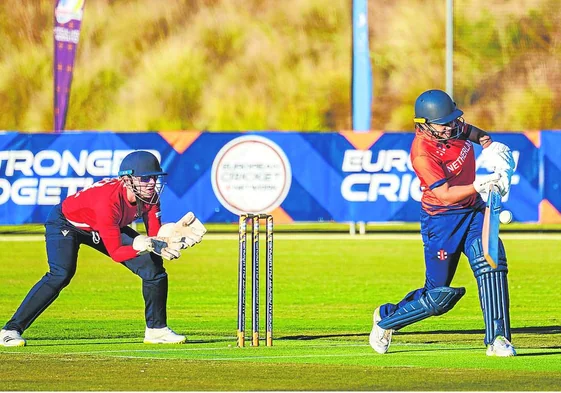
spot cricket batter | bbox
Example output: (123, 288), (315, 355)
(1, 150), (205, 347)
(369, 89), (517, 356)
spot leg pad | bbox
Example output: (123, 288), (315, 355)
(477, 270), (511, 344)
(378, 286), (466, 330)
(467, 238), (511, 345)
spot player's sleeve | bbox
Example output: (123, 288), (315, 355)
(144, 203), (162, 237)
(461, 122), (472, 139)
(412, 154), (448, 190)
(96, 203), (139, 263)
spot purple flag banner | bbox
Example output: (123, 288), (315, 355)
(54, 0), (86, 133)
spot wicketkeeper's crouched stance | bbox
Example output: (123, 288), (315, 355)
(1, 151), (207, 347)
(370, 90), (517, 357)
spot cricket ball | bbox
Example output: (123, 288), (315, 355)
(499, 210), (513, 224)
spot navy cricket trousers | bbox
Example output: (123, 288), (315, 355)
(3, 203), (168, 334)
(380, 206), (505, 319)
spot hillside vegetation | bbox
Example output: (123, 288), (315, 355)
(0, 0), (559, 132)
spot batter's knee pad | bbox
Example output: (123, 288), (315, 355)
(467, 237), (508, 276)
(467, 238), (511, 345)
(378, 286), (466, 330)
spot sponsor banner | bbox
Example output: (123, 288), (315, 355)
(541, 131), (561, 223)
(0, 131), (553, 224)
(54, 0), (86, 132)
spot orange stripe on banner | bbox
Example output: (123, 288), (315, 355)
(340, 130), (383, 150)
(539, 200), (561, 224)
(159, 131), (201, 154)
(523, 130), (540, 148)
(269, 207), (293, 224)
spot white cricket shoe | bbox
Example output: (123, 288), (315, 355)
(369, 307), (393, 354)
(144, 327), (186, 344)
(486, 335), (516, 357)
(1, 329), (26, 347)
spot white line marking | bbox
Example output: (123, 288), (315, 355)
(0, 342), (370, 356)
(2, 233), (561, 242)
(3, 341), (554, 362)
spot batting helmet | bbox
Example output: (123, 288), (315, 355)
(414, 89), (463, 125)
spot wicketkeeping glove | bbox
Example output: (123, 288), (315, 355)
(157, 212), (208, 250)
(132, 235), (181, 261)
(157, 223), (198, 250)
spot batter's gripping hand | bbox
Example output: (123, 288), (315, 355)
(157, 212), (208, 250)
(495, 170), (511, 197)
(132, 235), (181, 261)
(473, 173), (502, 194)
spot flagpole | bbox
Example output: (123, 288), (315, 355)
(446, 0), (454, 97)
(351, 0), (372, 132)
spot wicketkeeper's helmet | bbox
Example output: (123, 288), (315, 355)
(118, 151), (166, 204)
(413, 89), (464, 141)
(118, 151), (167, 178)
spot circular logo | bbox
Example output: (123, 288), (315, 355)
(211, 135), (292, 215)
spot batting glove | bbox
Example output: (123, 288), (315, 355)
(132, 235), (181, 261)
(482, 142), (516, 173)
(495, 170), (511, 197)
(473, 172), (501, 194)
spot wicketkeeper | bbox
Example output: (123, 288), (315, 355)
(369, 89), (517, 356)
(1, 150), (206, 347)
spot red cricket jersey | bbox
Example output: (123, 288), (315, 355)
(410, 124), (478, 214)
(61, 178), (162, 262)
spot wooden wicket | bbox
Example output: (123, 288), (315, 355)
(237, 213), (273, 347)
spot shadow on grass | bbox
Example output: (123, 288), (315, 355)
(387, 347), (482, 354)
(29, 340), (140, 347)
(279, 333), (369, 340)
(28, 337), (232, 347)
(396, 325), (561, 336)
(280, 326), (561, 341)
(517, 351), (561, 357)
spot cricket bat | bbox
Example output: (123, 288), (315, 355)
(482, 184), (501, 269)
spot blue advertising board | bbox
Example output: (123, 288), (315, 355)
(0, 131), (559, 224)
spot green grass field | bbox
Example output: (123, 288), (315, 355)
(1, 233), (560, 391)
